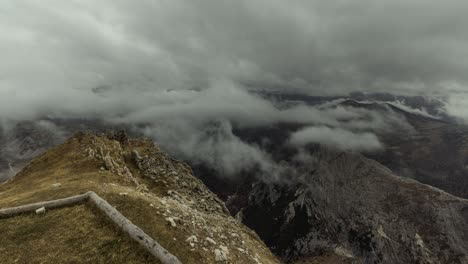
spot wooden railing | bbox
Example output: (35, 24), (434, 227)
(0, 191), (182, 264)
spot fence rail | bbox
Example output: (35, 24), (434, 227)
(0, 191), (182, 264)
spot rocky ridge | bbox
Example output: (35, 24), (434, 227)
(228, 146), (468, 264)
(0, 132), (278, 264)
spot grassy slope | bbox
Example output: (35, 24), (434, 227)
(0, 204), (158, 264)
(0, 133), (278, 264)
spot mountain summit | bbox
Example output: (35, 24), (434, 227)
(0, 132), (278, 264)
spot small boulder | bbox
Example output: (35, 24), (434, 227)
(214, 247), (229, 262)
(35, 207), (46, 215)
(166, 217), (177, 227)
(103, 153), (115, 171)
(186, 235), (198, 244)
(205, 237), (217, 246)
(132, 150), (142, 161)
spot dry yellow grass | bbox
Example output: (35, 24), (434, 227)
(0, 204), (158, 264)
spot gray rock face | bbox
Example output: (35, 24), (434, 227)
(131, 146), (230, 215)
(229, 147), (468, 264)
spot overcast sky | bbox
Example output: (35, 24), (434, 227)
(2, 0), (468, 119)
(1, 0), (468, 179)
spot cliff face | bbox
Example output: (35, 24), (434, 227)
(228, 147), (468, 264)
(0, 132), (278, 264)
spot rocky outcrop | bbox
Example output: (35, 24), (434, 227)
(0, 132), (278, 264)
(228, 147), (468, 264)
(85, 133), (141, 188)
(131, 146), (229, 215)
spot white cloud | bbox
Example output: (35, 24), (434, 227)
(289, 126), (383, 152)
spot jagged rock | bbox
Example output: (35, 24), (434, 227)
(166, 217), (177, 227)
(204, 237), (216, 246)
(132, 150), (141, 161)
(229, 147), (468, 263)
(132, 149), (229, 214)
(186, 235), (198, 244)
(88, 139), (140, 186)
(87, 148), (96, 158)
(102, 152), (115, 171)
(136, 184), (149, 193)
(214, 246), (229, 262)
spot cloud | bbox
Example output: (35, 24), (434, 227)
(1, 0), (468, 123)
(133, 118), (289, 181)
(289, 126), (383, 152)
(444, 91), (468, 122)
(386, 101), (442, 120)
(107, 83), (407, 180)
(1, 0), (466, 180)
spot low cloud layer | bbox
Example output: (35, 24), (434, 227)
(289, 126), (383, 152)
(126, 93), (411, 178)
(444, 94), (468, 122)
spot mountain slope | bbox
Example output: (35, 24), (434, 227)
(334, 99), (468, 199)
(228, 146), (468, 264)
(0, 204), (158, 263)
(0, 132), (278, 264)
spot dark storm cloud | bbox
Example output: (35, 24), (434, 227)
(2, 1), (468, 111)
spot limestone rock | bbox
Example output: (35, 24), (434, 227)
(35, 207), (46, 214)
(166, 217), (177, 227)
(205, 237), (216, 246)
(214, 246), (229, 262)
(229, 147), (468, 263)
(103, 152), (115, 171)
(131, 149), (141, 161)
(186, 235), (198, 244)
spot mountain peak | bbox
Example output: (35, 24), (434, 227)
(0, 132), (278, 264)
